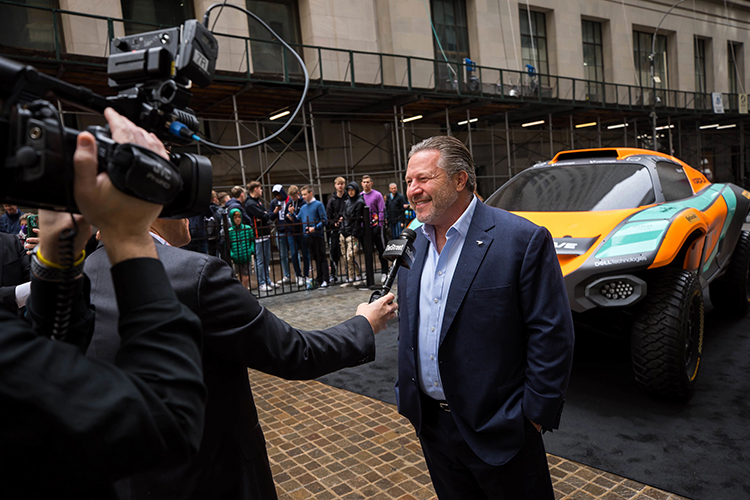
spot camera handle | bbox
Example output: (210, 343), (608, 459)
(88, 126), (183, 207)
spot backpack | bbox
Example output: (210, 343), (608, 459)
(206, 206), (224, 241)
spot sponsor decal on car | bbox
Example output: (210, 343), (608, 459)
(595, 255), (649, 267)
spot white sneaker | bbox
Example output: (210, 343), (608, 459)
(258, 284), (272, 292)
(355, 275), (362, 281)
(320, 281), (328, 288)
(296, 276), (306, 286)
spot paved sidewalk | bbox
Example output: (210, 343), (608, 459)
(257, 284), (688, 500)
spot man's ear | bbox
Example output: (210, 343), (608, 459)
(454, 171), (469, 192)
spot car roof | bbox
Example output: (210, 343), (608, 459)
(523, 147), (710, 198)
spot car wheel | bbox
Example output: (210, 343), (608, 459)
(631, 268), (703, 400)
(709, 229), (750, 317)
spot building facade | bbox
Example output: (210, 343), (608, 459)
(2, 0), (749, 198)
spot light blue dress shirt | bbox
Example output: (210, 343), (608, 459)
(418, 195), (478, 399)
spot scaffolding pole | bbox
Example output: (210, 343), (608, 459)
(394, 123), (403, 192)
(348, 121), (355, 177)
(393, 106), (402, 184)
(232, 95), (247, 187)
(548, 114), (553, 157)
(400, 107), (408, 178)
(696, 122), (702, 176)
(341, 121), (349, 180)
(490, 123), (496, 193)
(597, 117), (602, 148)
(301, 109), (313, 186)
(740, 122), (745, 186)
(569, 115), (574, 149)
(307, 104), (321, 189)
(467, 110), (473, 157)
(255, 121), (263, 189)
(505, 112), (512, 176)
(623, 120), (628, 147)
(446, 108), (452, 136)
(668, 116), (673, 154)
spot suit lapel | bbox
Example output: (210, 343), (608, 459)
(439, 203), (495, 345)
(406, 234), (429, 350)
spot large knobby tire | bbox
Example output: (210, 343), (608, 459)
(631, 269), (704, 400)
(709, 229), (750, 317)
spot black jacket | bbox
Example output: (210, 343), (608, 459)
(1, 258), (205, 498)
(245, 196), (272, 238)
(0, 232), (30, 312)
(85, 241), (376, 500)
(342, 182), (365, 239)
(386, 191), (408, 224)
(326, 191), (347, 233)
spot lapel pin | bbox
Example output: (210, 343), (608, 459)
(477, 240), (483, 246)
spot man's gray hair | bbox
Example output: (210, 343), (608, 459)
(408, 136), (476, 193)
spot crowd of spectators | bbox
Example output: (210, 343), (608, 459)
(176, 176), (413, 293)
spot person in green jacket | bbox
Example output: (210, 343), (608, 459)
(228, 208), (255, 289)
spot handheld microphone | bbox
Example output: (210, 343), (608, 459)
(369, 227), (417, 303)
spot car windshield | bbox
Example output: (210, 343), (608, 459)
(485, 164), (656, 212)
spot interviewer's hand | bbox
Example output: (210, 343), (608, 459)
(73, 108), (167, 264)
(356, 292), (398, 334)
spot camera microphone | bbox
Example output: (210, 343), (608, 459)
(369, 227), (417, 303)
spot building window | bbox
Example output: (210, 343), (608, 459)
(728, 41), (742, 95)
(633, 31), (667, 89)
(430, 0), (470, 88)
(121, 0), (195, 35)
(520, 8), (548, 86)
(582, 20), (604, 101)
(0, 0), (62, 51)
(694, 37), (707, 94)
(247, 0), (302, 76)
(582, 20), (604, 83)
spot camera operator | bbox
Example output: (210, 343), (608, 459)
(0, 109), (206, 497)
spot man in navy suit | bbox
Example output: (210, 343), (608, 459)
(396, 136), (574, 499)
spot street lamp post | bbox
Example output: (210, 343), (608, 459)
(650, 0), (686, 151)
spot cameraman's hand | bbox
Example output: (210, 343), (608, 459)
(356, 292), (398, 334)
(36, 210), (90, 266)
(73, 108), (165, 264)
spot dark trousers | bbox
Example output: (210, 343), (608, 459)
(293, 233), (309, 277)
(328, 231), (340, 277)
(306, 236), (329, 284)
(418, 393), (554, 500)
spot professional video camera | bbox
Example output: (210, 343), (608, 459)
(0, 19), (218, 217)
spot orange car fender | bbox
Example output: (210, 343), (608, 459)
(650, 197), (729, 270)
(649, 208), (709, 269)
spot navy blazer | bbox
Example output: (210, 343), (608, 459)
(396, 200), (574, 466)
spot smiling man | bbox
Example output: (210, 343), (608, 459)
(396, 136), (575, 500)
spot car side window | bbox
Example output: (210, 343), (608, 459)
(656, 162), (694, 201)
